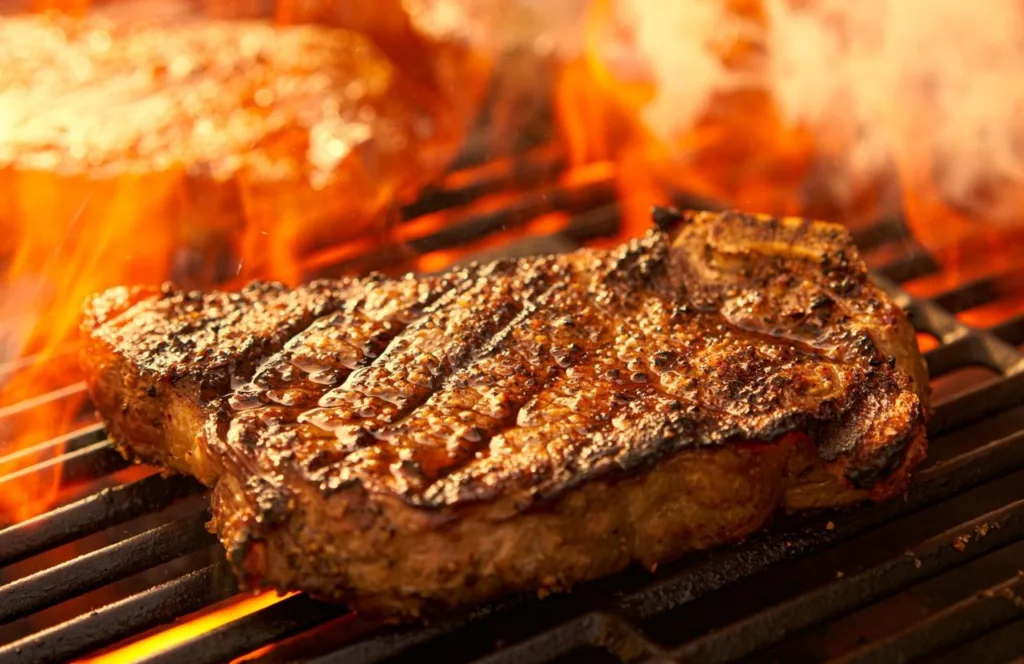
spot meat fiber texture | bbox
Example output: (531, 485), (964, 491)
(81, 209), (930, 619)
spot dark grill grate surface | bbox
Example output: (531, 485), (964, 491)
(2, 148), (1024, 664)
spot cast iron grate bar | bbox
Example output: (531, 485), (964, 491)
(469, 613), (669, 664)
(137, 594), (347, 664)
(847, 216), (914, 254)
(0, 472), (204, 567)
(400, 152), (567, 221)
(871, 249), (939, 284)
(668, 500), (1024, 662)
(0, 509), (215, 624)
(0, 439), (128, 499)
(0, 382), (87, 421)
(992, 313), (1024, 348)
(931, 268), (1024, 315)
(837, 575), (1024, 664)
(0, 423), (104, 479)
(318, 178), (616, 277)
(931, 617), (1024, 664)
(0, 562), (237, 664)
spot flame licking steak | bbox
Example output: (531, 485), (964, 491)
(80, 209), (930, 619)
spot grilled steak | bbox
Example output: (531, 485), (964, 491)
(81, 209), (930, 619)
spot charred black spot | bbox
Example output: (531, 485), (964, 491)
(809, 294), (834, 311)
(247, 475), (292, 526)
(651, 205), (684, 231)
(652, 350), (676, 369)
(400, 459), (424, 478)
(611, 391), (634, 405)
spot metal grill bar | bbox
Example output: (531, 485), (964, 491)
(0, 509), (214, 624)
(839, 576), (1024, 664)
(0, 423), (103, 478)
(137, 594), (345, 664)
(0, 439), (127, 497)
(669, 500), (1024, 662)
(0, 473), (203, 567)
(847, 216), (913, 253)
(0, 562), (237, 664)
(932, 268), (1024, 315)
(321, 177), (615, 277)
(471, 614), (669, 664)
(992, 314), (1024, 347)
(400, 153), (567, 221)
(871, 249), (939, 284)
(932, 617), (1024, 664)
(0, 382), (87, 421)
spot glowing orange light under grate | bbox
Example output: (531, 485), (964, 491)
(76, 591), (296, 664)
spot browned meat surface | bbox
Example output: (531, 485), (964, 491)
(81, 209), (930, 619)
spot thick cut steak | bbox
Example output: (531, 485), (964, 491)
(81, 209), (930, 619)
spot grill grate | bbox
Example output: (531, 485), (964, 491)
(2, 148), (1024, 664)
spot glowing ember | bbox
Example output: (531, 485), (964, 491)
(77, 591), (295, 664)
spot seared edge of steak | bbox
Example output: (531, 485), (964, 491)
(80, 279), (355, 480)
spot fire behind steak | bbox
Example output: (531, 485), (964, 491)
(80, 209), (930, 619)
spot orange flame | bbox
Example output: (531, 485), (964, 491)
(553, 0), (1024, 330)
(0, 172), (178, 524)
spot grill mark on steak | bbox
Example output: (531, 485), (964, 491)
(399, 232), (677, 504)
(229, 274), (452, 410)
(214, 272), (467, 490)
(307, 261), (562, 494)
(423, 236), (670, 505)
(379, 281), (568, 498)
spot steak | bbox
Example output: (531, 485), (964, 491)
(81, 209), (930, 619)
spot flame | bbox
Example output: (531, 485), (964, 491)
(555, 0), (820, 237)
(417, 0), (1024, 355)
(552, 0), (1024, 313)
(0, 173), (178, 524)
(0, 7), (490, 523)
(77, 590), (295, 664)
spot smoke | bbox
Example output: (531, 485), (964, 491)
(404, 0), (588, 54)
(612, 0), (1024, 224)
